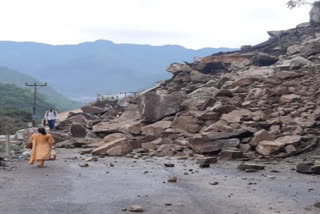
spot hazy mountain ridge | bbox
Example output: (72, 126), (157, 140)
(0, 67), (82, 110)
(0, 40), (236, 101)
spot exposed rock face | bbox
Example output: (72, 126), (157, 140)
(137, 91), (183, 122)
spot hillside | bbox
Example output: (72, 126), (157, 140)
(0, 66), (82, 110)
(0, 83), (56, 134)
(0, 40), (235, 101)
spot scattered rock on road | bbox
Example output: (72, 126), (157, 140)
(79, 163), (89, 167)
(296, 162), (320, 175)
(164, 163), (175, 167)
(238, 163), (265, 172)
(128, 205), (144, 212)
(168, 176), (178, 183)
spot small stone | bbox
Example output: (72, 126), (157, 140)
(79, 163), (89, 167)
(238, 163), (265, 171)
(209, 181), (219, 185)
(197, 157), (217, 168)
(85, 157), (98, 162)
(128, 205), (144, 212)
(168, 176), (178, 183)
(165, 203), (172, 206)
(314, 202), (320, 208)
(164, 163), (175, 167)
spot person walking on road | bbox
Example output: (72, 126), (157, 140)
(44, 108), (58, 130)
(29, 128), (55, 167)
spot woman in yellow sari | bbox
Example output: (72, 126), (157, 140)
(29, 128), (55, 167)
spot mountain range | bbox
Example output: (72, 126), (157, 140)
(0, 40), (235, 101)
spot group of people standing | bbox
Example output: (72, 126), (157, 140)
(27, 108), (59, 167)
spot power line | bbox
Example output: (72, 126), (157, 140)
(25, 82), (47, 127)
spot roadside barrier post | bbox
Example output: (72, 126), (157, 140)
(5, 135), (10, 156)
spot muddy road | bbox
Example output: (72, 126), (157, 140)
(0, 149), (320, 214)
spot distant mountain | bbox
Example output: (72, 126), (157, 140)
(0, 40), (236, 101)
(0, 67), (82, 110)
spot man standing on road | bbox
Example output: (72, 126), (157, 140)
(44, 108), (58, 130)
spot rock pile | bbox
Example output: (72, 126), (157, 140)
(56, 21), (320, 162)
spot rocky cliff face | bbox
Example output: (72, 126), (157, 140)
(55, 16), (320, 167)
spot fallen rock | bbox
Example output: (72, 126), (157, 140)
(250, 129), (274, 146)
(231, 77), (260, 88)
(171, 116), (203, 133)
(256, 140), (283, 156)
(137, 91), (183, 123)
(79, 163), (89, 167)
(164, 163), (175, 167)
(238, 163), (265, 171)
(70, 123), (88, 138)
(168, 176), (178, 183)
(141, 121), (172, 136)
(314, 202), (320, 209)
(221, 109), (251, 123)
(103, 133), (126, 143)
(81, 104), (105, 115)
(128, 205), (144, 212)
(219, 150), (243, 160)
(91, 138), (133, 156)
(188, 138), (240, 155)
(166, 63), (192, 74)
(92, 120), (138, 134)
(141, 142), (157, 150)
(197, 157), (218, 168)
(280, 94), (300, 103)
(289, 56), (311, 69)
(296, 162), (320, 175)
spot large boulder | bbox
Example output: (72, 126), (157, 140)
(92, 120), (138, 134)
(289, 56), (311, 69)
(188, 137), (240, 155)
(50, 131), (71, 143)
(70, 123), (88, 138)
(141, 121), (172, 136)
(166, 63), (192, 74)
(137, 91), (183, 123)
(91, 138), (133, 156)
(221, 109), (251, 123)
(171, 116), (203, 133)
(250, 130), (274, 147)
(117, 104), (141, 121)
(81, 104), (105, 115)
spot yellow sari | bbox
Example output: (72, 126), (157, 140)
(29, 133), (55, 165)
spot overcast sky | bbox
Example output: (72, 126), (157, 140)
(0, 0), (311, 49)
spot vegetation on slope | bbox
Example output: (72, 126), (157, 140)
(0, 83), (56, 134)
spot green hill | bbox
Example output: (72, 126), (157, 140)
(0, 83), (55, 134)
(0, 66), (82, 110)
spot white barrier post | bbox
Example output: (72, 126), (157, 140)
(5, 135), (10, 156)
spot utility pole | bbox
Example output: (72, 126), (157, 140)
(25, 82), (47, 127)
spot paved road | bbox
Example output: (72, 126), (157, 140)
(0, 149), (320, 214)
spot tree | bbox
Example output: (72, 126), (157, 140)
(287, 0), (318, 9)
